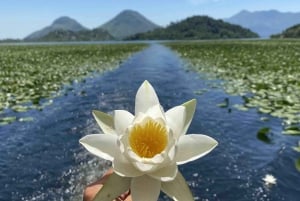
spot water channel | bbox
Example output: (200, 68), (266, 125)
(0, 44), (299, 201)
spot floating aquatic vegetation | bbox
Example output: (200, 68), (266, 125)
(167, 40), (300, 134)
(257, 127), (272, 143)
(262, 174), (277, 185)
(293, 142), (300, 171)
(0, 43), (146, 116)
(19, 117), (34, 122)
(295, 159), (300, 172)
(293, 141), (300, 152)
(193, 89), (207, 95)
(217, 97), (229, 108)
(283, 126), (300, 135)
(233, 104), (249, 111)
(0, 116), (16, 125)
(260, 117), (270, 122)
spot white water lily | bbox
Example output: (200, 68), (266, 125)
(80, 80), (218, 201)
(263, 174), (277, 185)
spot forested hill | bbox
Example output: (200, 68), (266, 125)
(271, 24), (300, 38)
(100, 9), (160, 39)
(126, 15), (259, 40)
(25, 16), (88, 40)
(30, 28), (114, 42)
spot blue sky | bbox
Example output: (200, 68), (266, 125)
(1, 0), (300, 39)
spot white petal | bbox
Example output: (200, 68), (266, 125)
(126, 148), (142, 162)
(133, 106), (166, 125)
(126, 147), (166, 170)
(114, 110), (134, 135)
(135, 80), (160, 114)
(149, 163), (178, 182)
(133, 161), (158, 172)
(131, 175), (161, 201)
(118, 132), (129, 154)
(112, 155), (143, 177)
(161, 171), (194, 201)
(79, 134), (118, 161)
(146, 104), (166, 121)
(166, 106), (186, 139)
(92, 110), (115, 135)
(175, 134), (218, 165)
(167, 145), (176, 161)
(181, 99), (197, 134)
(150, 153), (165, 164)
(132, 112), (146, 124)
(93, 172), (131, 201)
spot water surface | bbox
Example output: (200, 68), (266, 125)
(0, 44), (299, 201)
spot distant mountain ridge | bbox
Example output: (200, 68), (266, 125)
(8, 9), (300, 41)
(225, 10), (300, 37)
(100, 10), (160, 39)
(127, 15), (258, 40)
(25, 16), (88, 40)
(24, 10), (160, 41)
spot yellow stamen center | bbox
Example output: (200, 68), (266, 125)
(129, 118), (168, 158)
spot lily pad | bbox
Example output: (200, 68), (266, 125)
(293, 141), (300, 152)
(194, 89), (207, 95)
(0, 116), (16, 125)
(217, 98), (229, 108)
(293, 146), (300, 152)
(19, 117), (34, 122)
(257, 127), (271, 143)
(11, 105), (29, 112)
(233, 104), (249, 111)
(283, 126), (300, 135)
(295, 159), (300, 172)
(260, 117), (269, 122)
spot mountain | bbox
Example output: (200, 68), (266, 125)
(225, 10), (300, 38)
(126, 15), (258, 40)
(271, 24), (300, 38)
(33, 28), (114, 42)
(25, 16), (88, 40)
(99, 10), (160, 39)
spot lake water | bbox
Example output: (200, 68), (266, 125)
(0, 44), (299, 201)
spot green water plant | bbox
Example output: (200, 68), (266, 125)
(293, 142), (300, 171)
(256, 127), (272, 143)
(167, 40), (300, 134)
(0, 43), (146, 118)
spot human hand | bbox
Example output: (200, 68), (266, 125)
(83, 168), (132, 201)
